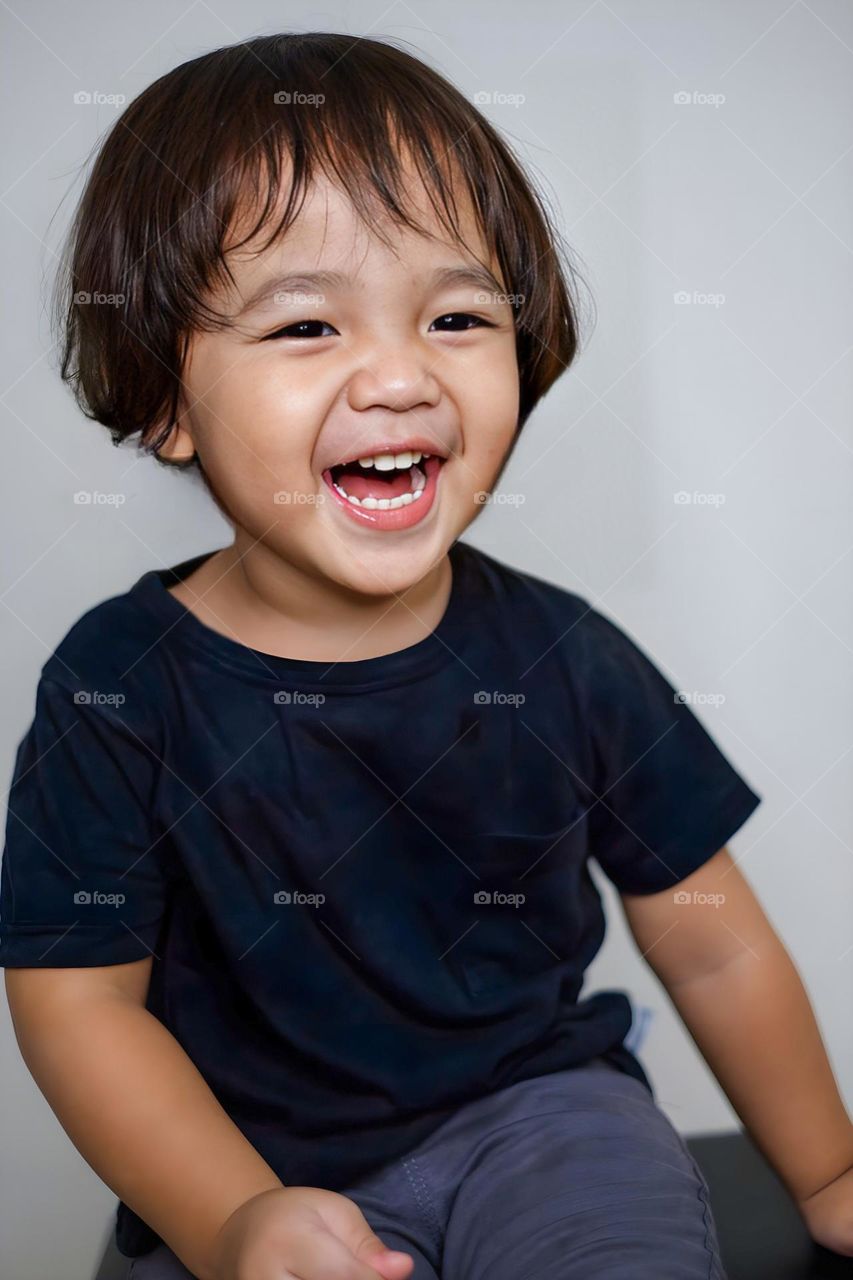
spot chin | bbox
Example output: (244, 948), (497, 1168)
(323, 532), (451, 597)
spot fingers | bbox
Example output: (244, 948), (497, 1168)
(347, 1226), (415, 1279)
(351, 1227), (415, 1278)
(360, 1245), (416, 1279)
(330, 1197), (415, 1278)
(282, 1224), (413, 1280)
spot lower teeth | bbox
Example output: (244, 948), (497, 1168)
(333, 485), (425, 510)
(332, 459), (429, 510)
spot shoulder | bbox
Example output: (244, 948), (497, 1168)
(457, 539), (589, 621)
(36, 572), (169, 743)
(457, 540), (643, 672)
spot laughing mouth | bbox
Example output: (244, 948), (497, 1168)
(327, 448), (445, 511)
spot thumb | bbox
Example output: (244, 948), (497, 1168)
(354, 1230), (415, 1278)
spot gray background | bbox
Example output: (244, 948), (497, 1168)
(2, 2), (852, 1276)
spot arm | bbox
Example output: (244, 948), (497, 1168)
(619, 847), (853, 1208)
(4, 959), (283, 1280)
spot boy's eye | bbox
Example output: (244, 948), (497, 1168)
(263, 312), (495, 341)
(430, 313), (494, 332)
(264, 319), (338, 340)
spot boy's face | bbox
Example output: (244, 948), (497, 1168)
(161, 167), (520, 599)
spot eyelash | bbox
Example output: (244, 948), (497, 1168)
(263, 313), (496, 341)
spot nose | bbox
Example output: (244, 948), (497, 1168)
(346, 343), (442, 414)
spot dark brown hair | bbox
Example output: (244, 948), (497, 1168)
(53, 32), (590, 470)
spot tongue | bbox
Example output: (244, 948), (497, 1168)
(333, 462), (421, 502)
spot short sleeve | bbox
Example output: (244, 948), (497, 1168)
(0, 676), (170, 966)
(577, 606), (762, 895)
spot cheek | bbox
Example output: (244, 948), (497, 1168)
(191, 359), (316, 484)
(185, 406), (317, 542)
(460, 349), (520, 455)
(455, 336), (519, 412)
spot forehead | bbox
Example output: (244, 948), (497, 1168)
(224, 161), (497, 292)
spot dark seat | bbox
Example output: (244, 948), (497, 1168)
(94, 1131), (851, 1279)
(685, 1131), (851, 1279)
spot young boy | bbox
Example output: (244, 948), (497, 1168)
(2, 31), (851, 1280)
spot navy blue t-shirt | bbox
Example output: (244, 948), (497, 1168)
(0, 538), (761, 1257)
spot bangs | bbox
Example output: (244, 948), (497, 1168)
(55, 32), (586, 461)
(210, 110), (499, 319)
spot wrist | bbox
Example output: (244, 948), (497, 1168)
(788, 1130), (853, 1205)
(203, 1183), (286, 1280)
(797, 1156), (853, 1206)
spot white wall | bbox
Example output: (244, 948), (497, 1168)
(2, 2), (851, 1276)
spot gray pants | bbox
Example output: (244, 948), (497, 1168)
(126, 1057), (726, 1279)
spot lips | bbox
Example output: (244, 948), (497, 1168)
(321, 454), (445, 531)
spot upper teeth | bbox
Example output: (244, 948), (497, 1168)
(354, 450), (424, 470)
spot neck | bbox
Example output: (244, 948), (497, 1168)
(168, 536), (454, 663)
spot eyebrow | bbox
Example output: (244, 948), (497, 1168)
(234, 264), (507, 317)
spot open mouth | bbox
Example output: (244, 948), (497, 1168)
(326, 449), (446, 511)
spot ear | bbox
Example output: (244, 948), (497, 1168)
(146, 403), (197, 463)
(154, 418), (197, 463)
(147, 354), (198, 462)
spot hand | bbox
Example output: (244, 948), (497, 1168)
(798, 1165), (853, 1257)
(211, 1185), (416, 1280)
